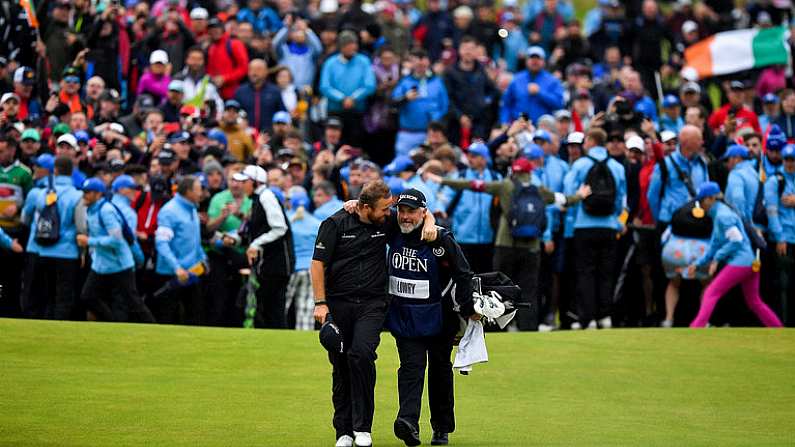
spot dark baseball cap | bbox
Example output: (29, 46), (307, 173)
(325, 117), (343, 128)
(319, 315), (344, 353)
(224, 99), (241, 110)
(100, 89), (121, 103)
(208, 17), (224, 28)
(136, 94), (156, 109)
(14, 67), (36, 85)
(168, 130), (191, 144)
(396, 188), (427, 209)
(729, 80), (745, 91)
(158, 149), (177, 163)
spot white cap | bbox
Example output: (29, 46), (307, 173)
(231, 172), (250, 182)
(0, 92), (20, 104)
(566, 131), (585, 145)
(109, 122), (125, 134)
(626, 135), (645, 152)
(319, 0), (338, 13)
(660, 130), (677, 143)
(453, 5), (473, 19)
(681, 20), (698, 34)
(243, 165), (268, 184)
(190, 7), (209, 20)
(57, 133), (78, 149)
(150, 50), (169, 65)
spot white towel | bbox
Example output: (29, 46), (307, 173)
(453, 320), (488, 374)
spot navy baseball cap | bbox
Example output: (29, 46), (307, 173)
(767, 124), (787, 151)
(168, 131), (190, 144)
(82, 177), (107, 193)
(224, 99), (241, 111)
(158, 149), (177, 163)
(396, 188), (427, 209)
(763, 93), (780, 104)
(74, 130), (90, 144)
(319, 315), (344, 353)
(782, 144), (795, 159)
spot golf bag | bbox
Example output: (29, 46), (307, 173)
(453, 272), (523, 342)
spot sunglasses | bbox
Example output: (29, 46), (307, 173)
(64, 76), (81, 84)
(608, 136), (623, 142)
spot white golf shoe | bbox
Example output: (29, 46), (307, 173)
(335, 435), (354, 447)
(354, 431), (372, 447)
(597, 316), (612, 329)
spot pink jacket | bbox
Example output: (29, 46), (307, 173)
(137, 71), (171, 104)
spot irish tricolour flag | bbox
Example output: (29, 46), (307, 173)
(684, 27), (790, 80)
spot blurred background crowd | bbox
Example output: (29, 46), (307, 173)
(0, 0), (793, 330)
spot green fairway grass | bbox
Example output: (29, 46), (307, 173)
(1, 319), (793, 446)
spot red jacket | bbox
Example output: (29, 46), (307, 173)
(708, 104), (761, 134)
(637, 141), (664, 225)
(207, 34), (250, 100)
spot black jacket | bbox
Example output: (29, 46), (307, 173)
(313, 209), (397, 300)
(247, 190), (295, 278)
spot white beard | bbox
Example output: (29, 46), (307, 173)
(399, 221), (422, 234)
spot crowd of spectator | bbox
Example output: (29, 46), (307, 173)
(0, 0), (793, 330)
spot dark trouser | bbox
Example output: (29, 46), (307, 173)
(254, 275), (289, 329)
(80, 268), (155, 323)
(206, 250), (247, 326)
(18, 252), (38, 318)
(574, 228), (618, 324)
(493, 246), (540, 331)
(331, 110), (366, 148)
(27, 256), (79, 320)
(0, 227), (25, 317)
(776, 243), (795, 326)
(460, 243), (494, 274)
(151, 275), (203, 325)
(559, 237), (578, 328)
(395, 334), (456, 435)
(538, 232), (565, 324)
(327, 297), (388, 438)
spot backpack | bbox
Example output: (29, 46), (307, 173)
(582, 155), (617, 216)
(670, 200), (713, 239)
(99, 199), (136, 246)
(751, 177), (768, 227)
(507, 180), (547, 239)
(34, 176), (61, 247)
